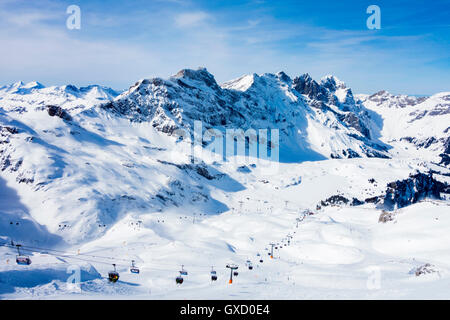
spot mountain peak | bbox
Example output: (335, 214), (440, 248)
(221, 73), (259, 92)
(276, 71), (291, 83)
(0, 80), (45, 94)
(320, 75), (346, 91)
(172, 67), (219, 89)
(23, 81), (45, 89)
(12, 80), (25, 87)
(293, 73), (327, 101)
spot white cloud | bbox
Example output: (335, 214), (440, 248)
(174, 11), (210, 27)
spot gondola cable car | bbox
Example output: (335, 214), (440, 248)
(226, 264), (239, 284)
(176, 265), (188, 284)
(15, 245), (31, 266)
(176, 275), (184, 284)
(108, 264), (120, 283)
(210, 267), (217, 281)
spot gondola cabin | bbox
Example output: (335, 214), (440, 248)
(108, 264), (119, 282)
(108, 271), (119, 282)
(176, 276), (184, 284)
(15, 245), (31, 265)
(16, 256), (31, 265)
(210, 268), (217, 281)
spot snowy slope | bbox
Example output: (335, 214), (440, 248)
(105, 68), (390, 161)
(0, 69), (449, 299)
(0, 81), (119, 114)
(357, 91), (450, 164)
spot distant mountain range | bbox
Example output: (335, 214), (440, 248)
(0, 68), (448, 244)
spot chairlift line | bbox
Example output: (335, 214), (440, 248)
(3, 243), (131, 263)
(3, 206), (311, 285)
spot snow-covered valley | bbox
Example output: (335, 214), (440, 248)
(0, 68), (449, 299)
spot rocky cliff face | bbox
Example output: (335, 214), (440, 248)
(383, 172), (449, 210)
(100, 68), (389, 160)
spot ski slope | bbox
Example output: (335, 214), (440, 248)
(1, 157), (449, 299)
(0, 71), (449, 299)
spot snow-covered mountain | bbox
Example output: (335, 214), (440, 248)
(0, 68), (449, 299)
(0, 81), (119, 114)
(104, 68), (389, 161)
(357, 90), (450, 165)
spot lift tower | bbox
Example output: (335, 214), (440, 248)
(226, 264), (238, 284)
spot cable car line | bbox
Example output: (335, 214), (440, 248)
(1, 209), (309, 285)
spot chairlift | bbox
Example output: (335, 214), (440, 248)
(179, 265), (188, 276)
(108, 264), (120, 283)
(130, 260), (140, 274)
(15, 245), (31, 266)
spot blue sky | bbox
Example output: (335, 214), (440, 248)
(0, 0), (449, 94)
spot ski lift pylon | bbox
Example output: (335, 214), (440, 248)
(226, 263), (239, 284)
